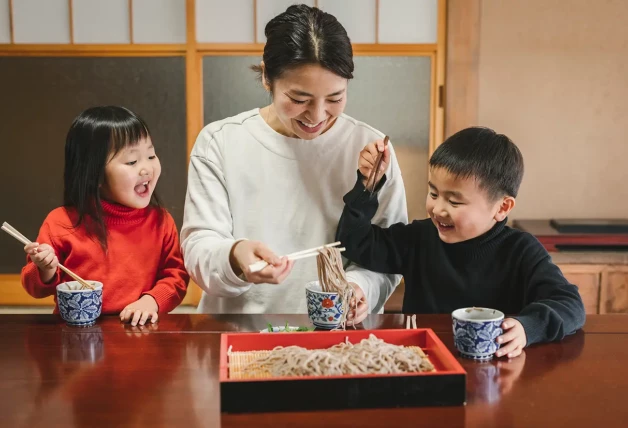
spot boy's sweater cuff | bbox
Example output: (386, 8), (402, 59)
(343, 170), (388, 204)
(512, 313), (546, 347)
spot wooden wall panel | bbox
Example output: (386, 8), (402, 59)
(560, 265), (602, 315)
(601, 267), (628, 314)
(479, 0), (628, 220)
(444, 0), (480, 138)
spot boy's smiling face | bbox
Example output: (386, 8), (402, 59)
(426, 167), (515, 244)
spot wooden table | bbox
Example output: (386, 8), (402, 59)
(2, 314), (627, 427)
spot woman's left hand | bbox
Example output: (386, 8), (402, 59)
(120, 295), (159, 327)
(347, 283), (368, 326)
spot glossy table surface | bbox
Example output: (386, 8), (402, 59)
(2, 314), (627, 427)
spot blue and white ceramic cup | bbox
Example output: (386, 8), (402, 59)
(56, 281), (103, 327)
(452, 307), (505, 360)
(305, 281), (344, 329)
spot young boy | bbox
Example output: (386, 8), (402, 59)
(336, 127), (586, 359)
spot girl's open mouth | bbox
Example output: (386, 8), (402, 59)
(134, 181), (150, 197)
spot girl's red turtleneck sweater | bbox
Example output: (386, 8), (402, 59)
(21, 201), (189, 314)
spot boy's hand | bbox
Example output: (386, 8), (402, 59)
(495, 318), (527, 358)
(359, 138), (390, 188)
(120, 295), (159, 326)
(24, 242), (58, 283)
(347, 283), (368, 326)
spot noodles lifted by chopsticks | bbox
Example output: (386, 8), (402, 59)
(316, 247), (355, 330)
(235, 334), (434, 378)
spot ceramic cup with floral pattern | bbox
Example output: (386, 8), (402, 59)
(56, 281), (103, 327)
(452, 307), (504, 360)
(305, 281), (344, 329)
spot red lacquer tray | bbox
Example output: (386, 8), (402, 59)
(219, 328), (466, 413)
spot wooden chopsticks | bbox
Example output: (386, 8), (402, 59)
(248, 241), (345, 273)
(1, 222), (95, 290)
(365, 135), (390, 196)
(406, 314), (417, 330)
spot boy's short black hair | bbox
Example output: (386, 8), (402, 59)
(429, 127), (524, 200)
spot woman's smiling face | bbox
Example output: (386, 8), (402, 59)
(264, 63), (348, 140)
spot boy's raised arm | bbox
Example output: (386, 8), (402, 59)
(336, 172), (414, 276)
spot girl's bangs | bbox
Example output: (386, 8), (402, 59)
(108, 116), (150, 158)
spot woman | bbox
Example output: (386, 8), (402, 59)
(181, 4), (407, 324)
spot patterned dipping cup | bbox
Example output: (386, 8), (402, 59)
(305, 281), (344, 329)
(452, 307), (505, 360)
(56, 281), (103, 327)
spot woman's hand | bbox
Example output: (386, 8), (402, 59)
(230, 240), (294, 284)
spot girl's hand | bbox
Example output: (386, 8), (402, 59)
(230, 240), (294, 284)
(359, 138), (390, 188)
(24, 242), (58, 283)
(347, 283), (368, 326)
(495, 318), (527, 358)
(120, 295), (159, 326)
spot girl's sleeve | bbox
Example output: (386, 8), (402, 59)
(21, 220), (63, 298)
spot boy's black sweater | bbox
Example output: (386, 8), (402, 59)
(336, 175), (586, 346)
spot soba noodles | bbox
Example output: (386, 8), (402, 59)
(237, 334), (433, 377)
(316, 247), (355, 330)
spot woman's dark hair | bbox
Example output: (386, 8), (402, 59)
(252, 4), (354, 87)
(63, 106), (162, 251)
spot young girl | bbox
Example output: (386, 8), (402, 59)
(21, 106), (189, 326)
